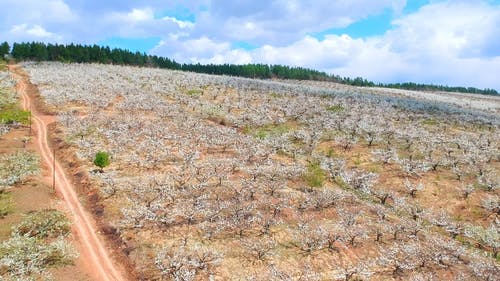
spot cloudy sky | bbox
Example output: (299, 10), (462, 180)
(1, 0), (499, 90)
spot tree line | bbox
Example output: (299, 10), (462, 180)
(1, 41), (497, 95)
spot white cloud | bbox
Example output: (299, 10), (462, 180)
(9, 24), (62, 41)
(162, 17), (194, 29)
(0, 0), (498, 90)
(99, 7), (183, 39)
(195, 0), (407, 45)
(109, 8), (154, 23)
(128, 8), (154, 22)
(0, 0), (75, 43)
(158, 1), (500, 90)
(0, 0), (75, 24)
(152, 36), (233, 63)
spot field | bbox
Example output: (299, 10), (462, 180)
(23, 62), (499, 280)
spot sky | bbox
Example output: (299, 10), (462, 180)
(1, 0), (499, 90)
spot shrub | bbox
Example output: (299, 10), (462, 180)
(0, 151), (39, 188)
(14, 209), (71, 239)
(94, 151), (110, 172)
(0, 235), (76, 279)
(0, 209), (76, 280)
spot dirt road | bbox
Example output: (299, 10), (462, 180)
(9, 65), (127, 281)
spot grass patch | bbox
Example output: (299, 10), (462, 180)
(0, 87), (30, 126)
(269, 92), (283, 99)
(321, 130), (339, 141)
(326, 104), (345, 113)
(244, 122), (295, 140)
(334, 176), (350, 190)
(0, 192), (13, 218)
(353, 153), (362, 166)
(303, 161), (326, 188)
(420, 118), (438, 126)
(326, 148), (338, 158)
(0, 107), (30, 125)
(366, 163), (381, 173)
(186, 89), (203, 96)
(203, 107), (231, 126)
(473, 182), (489, 191)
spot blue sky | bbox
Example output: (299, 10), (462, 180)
(1, 0), (499, 90)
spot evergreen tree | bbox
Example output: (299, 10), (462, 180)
(0, 42), (10, 58)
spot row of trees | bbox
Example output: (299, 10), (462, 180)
(3, 41), (498, 95)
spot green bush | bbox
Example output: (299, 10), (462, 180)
(303, 161), (326, 188)
(94, 151), (110, 171)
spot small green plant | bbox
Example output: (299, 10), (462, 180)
(303, 161), (326, 188)
(326, 104), (345, 113)
(94, 151), (110, 172)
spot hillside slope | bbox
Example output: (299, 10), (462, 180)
(24, 62), (499, 280)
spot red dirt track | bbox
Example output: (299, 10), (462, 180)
(9, 65), (127, 281)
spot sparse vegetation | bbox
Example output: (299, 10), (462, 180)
(326, 104), (345, 113)
(14, 209), (71, 239)
(0, 210), (76, 280)
(304, 161), (326, 188)
(0, 151), (39, 189)
(0, 192), (13, 218)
